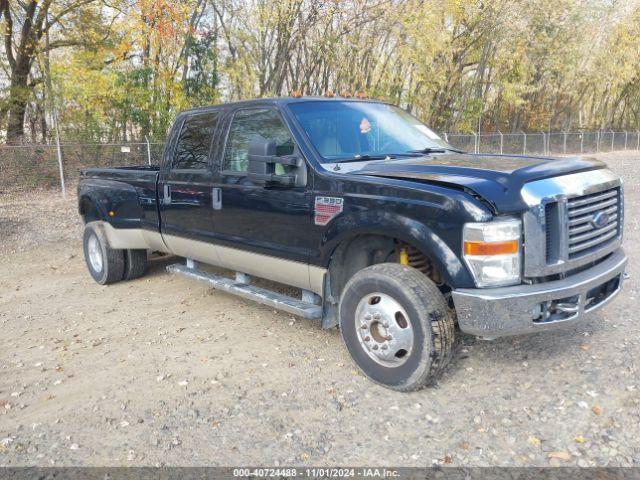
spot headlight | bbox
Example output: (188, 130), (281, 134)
(462, 218), (522, 287)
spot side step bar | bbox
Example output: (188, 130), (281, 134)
(166, 263), (323, 320)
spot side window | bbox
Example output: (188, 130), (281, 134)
(223, 108), (293, 172)
(172, 112), (219, 170)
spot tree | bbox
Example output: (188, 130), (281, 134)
(0, 0), (96, 143)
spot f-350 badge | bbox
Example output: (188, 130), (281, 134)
(314, 196), (344, 226)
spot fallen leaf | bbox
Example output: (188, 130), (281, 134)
(460, 441), (470, 450)
(528, 436), (541, 446)
(575, 435), (586, 443)
(592, 405), (602, 415)
(443, 455), (453, 464)
(548, 451), (572, 461)
(579, 345), (590, 351)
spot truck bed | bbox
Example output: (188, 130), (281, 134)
(78, 165), (161, 236)
(80, 165), (160, 183)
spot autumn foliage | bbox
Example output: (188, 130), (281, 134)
(1, 0), (640, 143)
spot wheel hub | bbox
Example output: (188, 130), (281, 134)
(355, 292), (414, 367)
(87, 234), (103, 272)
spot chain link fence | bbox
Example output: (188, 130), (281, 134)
(0, 142), (164, 192)
(445, 130), (640, 156)
(1, 131), (639, 193)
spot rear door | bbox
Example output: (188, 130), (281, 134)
(159, 110), (222, 260)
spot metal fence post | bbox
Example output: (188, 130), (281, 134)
(541, 131), (547, 154)
(522, 131), (527, 154)
(610, 130), (615, 151)
(54, 118), (66, 197)
(596, 131), (600, 152)
(498, 130), (503, 154)
(637, 130), (640, 151)
(624, 130), (628, 150)
(563, 132), (567, 154)
(471, 132), (478, 154)
(444, 132), (448, 143)
(145, 136), (152, 166)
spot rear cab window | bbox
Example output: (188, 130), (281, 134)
(172, 111), (220, 170)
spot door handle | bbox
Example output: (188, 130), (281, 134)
(163, 184), (172, 205)
(212, 187), (222, 210)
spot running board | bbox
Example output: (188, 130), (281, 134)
(166, 263), (322, 320)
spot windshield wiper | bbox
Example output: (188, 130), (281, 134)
(330, 151), (438, 170)
(407, 146), (466, 154)
(333, 153), (401, 164)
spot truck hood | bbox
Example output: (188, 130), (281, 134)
(350, 153), (607, 214)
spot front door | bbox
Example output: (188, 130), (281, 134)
(159, 110), (221, 261)
(210, 107), (316, 289)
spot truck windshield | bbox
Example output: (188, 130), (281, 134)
(288, 101), (453, 162)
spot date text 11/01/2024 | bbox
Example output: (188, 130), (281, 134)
(233, 468), (400, 478)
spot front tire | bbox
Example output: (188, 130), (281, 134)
(83, 222), (125, 285)
(339, 263), (455, 391)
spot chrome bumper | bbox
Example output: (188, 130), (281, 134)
(452, 248), (627, 338)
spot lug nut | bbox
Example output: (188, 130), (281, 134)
(381, 345), (388, 350)
(364, 336), (370, 342)
(372, 345), (379, 350)
(361, 324), (368, 329)
(373, 313), (381, 320)
(383, 323), (389, 328)
(364, 314), (372, 321)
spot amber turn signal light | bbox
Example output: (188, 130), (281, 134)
(463, 240), (518, 256)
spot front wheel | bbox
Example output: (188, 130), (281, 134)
(83, 222), (125, 285)
(339, 263), (455, 391)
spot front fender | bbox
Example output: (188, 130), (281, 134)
(318, 209), (474, 287)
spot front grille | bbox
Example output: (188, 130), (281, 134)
(522, 169), (622, 278)
(566, 187), (621, 259)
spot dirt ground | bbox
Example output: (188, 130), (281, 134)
(1, 152), (639, 467)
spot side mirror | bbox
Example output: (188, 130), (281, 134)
(247, 137), (306, 187)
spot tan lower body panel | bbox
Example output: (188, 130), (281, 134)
(214, 243), (322, 294)
(101, 223), (168, 252)
(99, 223), (326, 295)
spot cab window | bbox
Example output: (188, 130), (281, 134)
(172, 112), (219, 170)
(223, 108), (293, 172)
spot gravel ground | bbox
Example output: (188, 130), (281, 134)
(0, 152), (639, 467)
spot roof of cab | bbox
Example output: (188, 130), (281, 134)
(180, 96), (386, 115)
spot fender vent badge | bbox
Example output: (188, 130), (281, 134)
(314, 196), (344, 226)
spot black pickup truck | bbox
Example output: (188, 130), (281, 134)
(78, 97), (627, 391)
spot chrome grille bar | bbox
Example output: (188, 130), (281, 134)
(570, 213), (618, 234)
(567, 189), (617, 207)
(568, 228), (618, 254)
(568, 206), (618, 227)
(569, 221), (617, 244)
(568, 197), (617, 217)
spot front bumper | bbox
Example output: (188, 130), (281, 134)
(452, 248), (627, 338)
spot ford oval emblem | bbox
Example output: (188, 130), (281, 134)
(591, 211), (610, 229)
